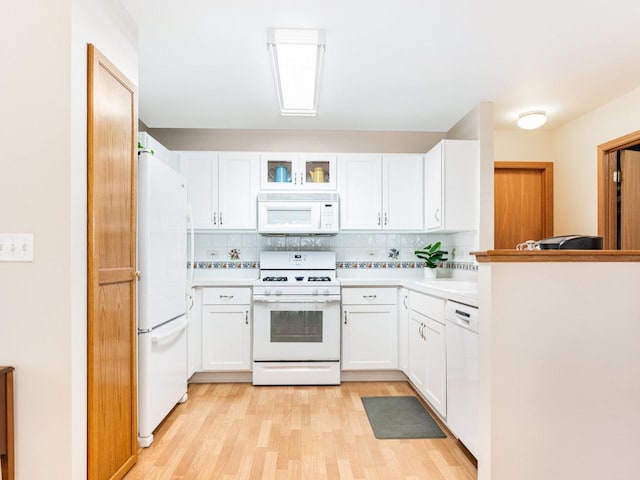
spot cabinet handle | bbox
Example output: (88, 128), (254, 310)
(377, 212), (381, 226)
(219, 212), (223, 225)
(362, 295), (377, 300)
(188, 295), (194, 310)
(245, 310), (249, 325)
(403, 295), (408, 309)
(213, 212), (217, 225)
(219, 294), (234, 299)
(434, 208), (440, 222)
(344, 310), (348, 325)
(384, 212), (388, 226)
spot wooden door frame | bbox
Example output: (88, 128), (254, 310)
(494, 161), (554, 239)
(597, 129), (640, 249)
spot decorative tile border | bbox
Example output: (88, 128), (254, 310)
(336, 261), (477, 271)
(190, 261), (258, 269)
(189, 260), (477, 271)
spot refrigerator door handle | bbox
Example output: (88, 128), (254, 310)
(151, 317), (189, 345)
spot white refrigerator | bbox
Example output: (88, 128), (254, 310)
(137, 147), (189, 448)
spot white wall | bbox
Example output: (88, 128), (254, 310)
(493, 129), (553, 162)
(0, 1), (137, 479)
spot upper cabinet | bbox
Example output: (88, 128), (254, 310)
(180, 151), (260, 230)
(260, 153), (337, 190)
(424, 140), (479, 232)
(338, 153), (423, 230)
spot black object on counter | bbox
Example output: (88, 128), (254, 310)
(537, 235), (603, 250)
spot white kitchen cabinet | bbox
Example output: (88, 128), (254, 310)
(338, 153), (423, 230)
(408, 310), (428, 393)
(424, 139), (479, 232)
(260, 153), (337, 190)
(180, 151), (259, 230)
(408, 290), (447, 417)
(187, 287), (202, 377)
(424, 316), (446, 417)
(341, 287), (398, 370)
(201, 287), (251, 371)
(398, 287), (410, 374)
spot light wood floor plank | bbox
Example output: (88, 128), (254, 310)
(124, 381), (477, 480)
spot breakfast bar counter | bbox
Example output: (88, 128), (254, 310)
(472, 250), (640, 480)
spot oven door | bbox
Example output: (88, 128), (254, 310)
(253, 296), (340, 361)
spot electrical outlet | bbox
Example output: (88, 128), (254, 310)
(0, 233), (34, 262)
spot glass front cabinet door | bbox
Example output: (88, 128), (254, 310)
(260, 153), (337, 190)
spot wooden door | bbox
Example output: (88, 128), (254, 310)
(494, 162), (553, 249)
(620, 150), (640, 249)
(87, 44), (138, 480)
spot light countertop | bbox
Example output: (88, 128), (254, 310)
(192, 276), (478, 307)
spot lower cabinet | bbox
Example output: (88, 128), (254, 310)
(342, 287), (398, 370)
(408, 310), (428, 392)
(408, 291), (447, 418)
(201, 287), (251, 371)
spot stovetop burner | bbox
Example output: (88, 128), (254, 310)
(254, 251), (340, 296)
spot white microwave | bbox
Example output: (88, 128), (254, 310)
(257, 193), (339, 235)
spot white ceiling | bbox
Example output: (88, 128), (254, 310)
(121, 0), (640, 132)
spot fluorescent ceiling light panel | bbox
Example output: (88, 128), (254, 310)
(267, 28), (326, 116)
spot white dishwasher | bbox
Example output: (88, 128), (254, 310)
(445, 300), (478, 458)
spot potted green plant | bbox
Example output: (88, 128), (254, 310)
(414, 242), (448, 278)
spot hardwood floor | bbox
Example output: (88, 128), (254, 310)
(124, 381), (477, 480)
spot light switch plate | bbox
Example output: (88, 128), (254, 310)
(0, 233), (34, 262)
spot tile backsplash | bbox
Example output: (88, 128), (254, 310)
(193, 230), (478, 267)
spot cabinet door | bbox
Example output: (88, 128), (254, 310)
(338, 154), (383, 229)
(187, 288), (202, 376)
(408, 311), (427, 394)
(424, 143), (443, 230)
(382, 154), (424, 230)
(180, 151), (218, 229)
(202, 305), (251, 371)
(398, 288), (410, 374)
(425, 318), (447, 417)
(260, 153), (298, 189)
(342, 304), (398, 370)
(218, 152), (259, 229)
(299, 153), (337, 190)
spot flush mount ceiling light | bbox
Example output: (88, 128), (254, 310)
(267, 28), (326, 116)
(517, 111), (548, 130)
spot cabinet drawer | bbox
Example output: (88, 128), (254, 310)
(409, 291), (444, 323)
(342, 287), (397, 305)
(202, 287), (251, 305)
